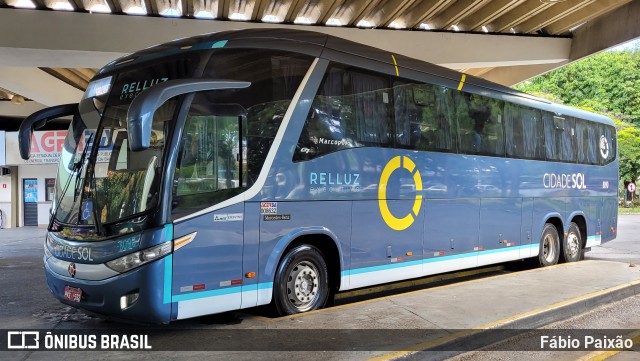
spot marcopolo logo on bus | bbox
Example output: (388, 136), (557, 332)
(599, 135), (610, 159)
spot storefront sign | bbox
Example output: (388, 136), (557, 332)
(5, 131), (67, 165)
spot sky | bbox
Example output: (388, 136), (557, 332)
(609, 39), (640, 51)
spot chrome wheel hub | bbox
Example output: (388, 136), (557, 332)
(566, 232), (580, 258)
(286, 261), (319, 310)
(543, 233), (556, 263)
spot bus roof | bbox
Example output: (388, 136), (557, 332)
(98, 28), (613, 126)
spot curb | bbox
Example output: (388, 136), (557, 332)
(369, 279), (640, 361)
(576, 330), (640, 361)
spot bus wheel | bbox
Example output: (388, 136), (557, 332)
(562, 222), (583, 262)
(274, 245), (329, 315)
(539, 223), (560, 267)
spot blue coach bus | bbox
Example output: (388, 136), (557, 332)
(19, 29), (617, 323)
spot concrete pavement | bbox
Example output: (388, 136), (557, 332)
(1, 218), (639, 360)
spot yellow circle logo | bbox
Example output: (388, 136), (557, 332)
(378, 156), (423, 231)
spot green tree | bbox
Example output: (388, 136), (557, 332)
(515, 48), (640, 190)
(516, 49), (640, 124)
(617, 126), (640, 183)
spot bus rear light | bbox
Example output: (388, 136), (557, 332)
(120, 292), (140, 310)
(106, 241), (172, 273)
(245, 272), (256, 278)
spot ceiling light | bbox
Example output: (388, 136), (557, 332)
(569, 22), (585, 32)
(419, 23), (431, 30)
(294, 16), (312, 25)
(85, 0), (111, 13)
(158, 0), (181, 17)
(51, 1), (74, 10)
(326, 18), (342, 26)
(194, 10), (214, 19)
(125, 5), (146, 15)
(161, 8), (180, 17)
(11, 95), (25, 105)
(262, 15), (281, 23)
(357, 20), (374, 28)
(482, 25), (489, 33)
(452, 24), (460, 31)
(229, 12), (247, 21)
(389, 21), (405, 29)
(13, 0), (36, 8)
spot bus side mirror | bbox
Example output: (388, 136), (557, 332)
(126, 79), (250, 152)
(18, 103), (78, 160)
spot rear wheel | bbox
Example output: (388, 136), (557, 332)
(539, 223), (560, 267)
(273, 245), (329, 315)
(562, 222), (583, 263)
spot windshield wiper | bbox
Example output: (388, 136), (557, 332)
(73, 133), (93, 203)
(48, 133), (94, 232)
(72, 132), (105, 236)
(85, 156), (104, 237)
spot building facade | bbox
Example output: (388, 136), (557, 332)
(0, 130), (63, 227)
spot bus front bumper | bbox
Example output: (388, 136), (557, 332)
(44, 256), (172, 324)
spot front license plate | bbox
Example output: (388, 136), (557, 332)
(63, 286), (82, 302)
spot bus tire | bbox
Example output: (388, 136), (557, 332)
(273, 244), (329, 315)
(539, 223), (560, 267)
(562, 222), (583, 263)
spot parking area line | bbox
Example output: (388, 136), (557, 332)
(368, 279), (640, 361)
(576, 330), (640, 361)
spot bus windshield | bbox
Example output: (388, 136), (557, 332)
(51, 49), (314, 238)
(52, 56), (196, 238)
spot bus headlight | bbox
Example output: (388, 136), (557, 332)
(106, 241), (172, 273)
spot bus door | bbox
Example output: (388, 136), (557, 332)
(170, 108), (247, 319)
(172, 203), (245, 318)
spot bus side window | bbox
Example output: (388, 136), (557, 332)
(393, 82), (421, 149)
(293, 64), (393, 161)
(456, 92), (505, 156)
(576, 119), (598, 165)
(173, 106), (242, 214)
(561, 117), (577, 162)
(349, 71), (392, 147)
(505, 104), (544, 160)
(544, 113), (576, 162)
(543, 112), (562, 161)
(403, 83), (455, 153)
